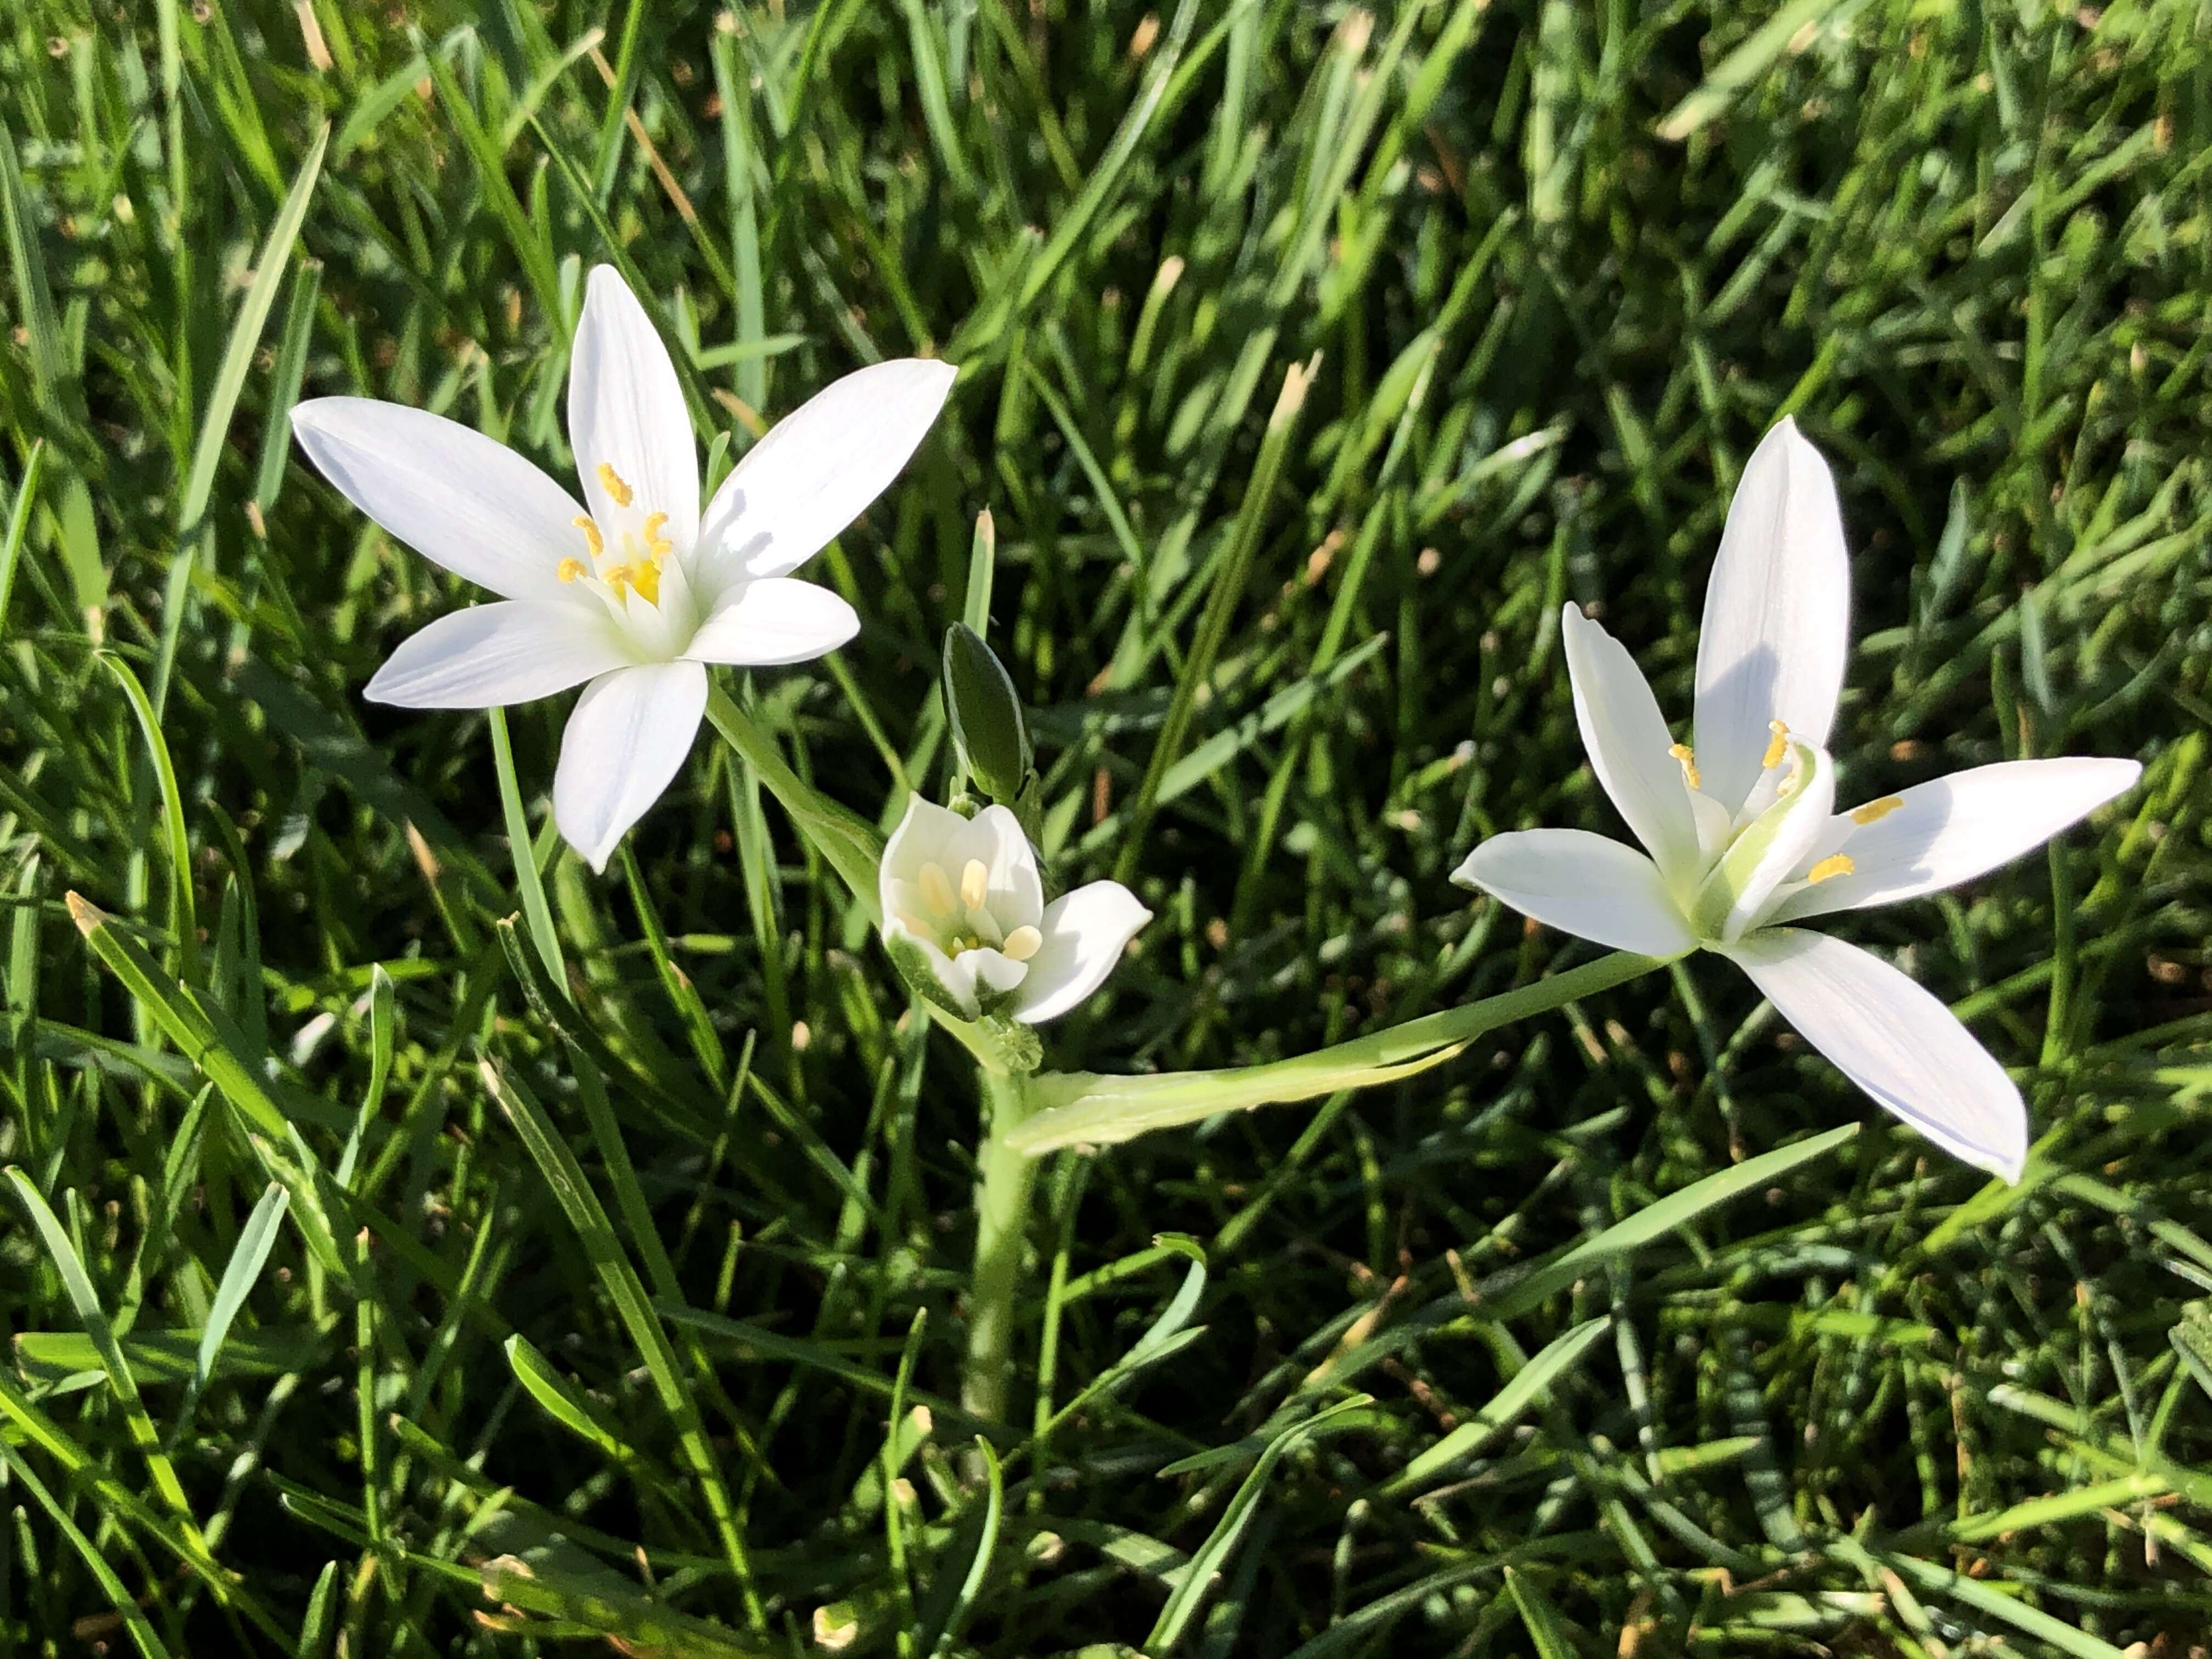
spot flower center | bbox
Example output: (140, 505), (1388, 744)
(559, 463), (674, 606)
(902, 857), (1041, 963)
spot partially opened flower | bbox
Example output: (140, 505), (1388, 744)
(1452, 420), (2140, 1182)
(880, 796), (1151, 1024)
(291, 265), (956, 871)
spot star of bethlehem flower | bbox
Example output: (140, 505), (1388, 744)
(1452, 419), (2140, 1183)
(880, 795), (1152, 1025)
(291, 265), (956, 872)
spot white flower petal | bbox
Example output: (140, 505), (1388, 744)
(1560, 605), (1703, 895)
(569, 266), (699, 551)
(955, 805), (1043, 930)
(1451, 829), (1697, 957)
(680, 578), (859, 667)
(363, 601), (632, 709)
(697, 358), (956, 586)
(291, 398), (585, 601)
(1723, 927), (2025, 1182)
(1768, 757), (2143, 924)
(882, 795), (972, 892)
(1692, 419), (1852, 815)
(962, 947), (1028, 997)
(1014, 881), (1151, 1025)
(551, 660), (708, 872)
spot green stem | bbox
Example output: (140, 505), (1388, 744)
(963, 1070), (1037, 1428)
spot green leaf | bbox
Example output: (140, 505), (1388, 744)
(1011, 951), (1667, 1154)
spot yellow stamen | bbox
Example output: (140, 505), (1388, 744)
(557, 557), (588, 583)
(643, 511), (673, 557)
(960, 859), (989, 911)
(629, 559), (662, 606)
(1003, 925), (1042, 963)
(572, 515), (604, 557)
(1807, 853), (1855, 884)
(1851, 795), (1906, 826)
(601, 562), (633, 592)
(1762, 719), (1790, 771)
(918, 862), (956, 917)
(596, 462), (634, 508)
(1667, 742), (1701, 791)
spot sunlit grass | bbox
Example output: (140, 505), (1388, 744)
(1, 1), (2209, 1654)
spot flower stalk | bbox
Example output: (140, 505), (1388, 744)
(962, 1069), (1038, 1429)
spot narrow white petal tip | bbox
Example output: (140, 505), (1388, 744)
(583, 263), (637, 309)
(1726, 927), (2029, 1183)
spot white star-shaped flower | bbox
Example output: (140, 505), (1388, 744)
(292, 265), (954, 870)
(1453, 420), (2140, 1181)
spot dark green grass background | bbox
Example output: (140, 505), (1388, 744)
(2, 0), (2209, 1653)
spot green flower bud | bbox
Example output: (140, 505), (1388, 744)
(943, 623), (1032, 805)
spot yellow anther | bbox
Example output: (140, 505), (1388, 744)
(1762, 720), (1790, 771)
(960, 859), (989, 911)
(1807, 853), (1856, 884)
(629, 560), (662, 606)
(1851, 795), (1906, 826)
(1003, 925), (1042, 962)
(572, 515), (604, 557)
(642, 511), (673, 556)
(1667, 742), (1701, 791)
(557, 557), (588, 583)
(596, 462), (635, 508)
(896, 911), (933, 939)
(918, 862), (956, 917)
(601, 563), (633, 593)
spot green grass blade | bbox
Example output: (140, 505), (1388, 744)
(188, 1181), (290, 1403)
(481, 1057), (760, 1613)
(489, 706), (567, 991)
(177, 121), (328, 537)
(1386, 1316), (1613, 1493)
(95, 652), (199, 988)
(4, 1167), (199, 1528)
(1144, 1393), (1373, 1651)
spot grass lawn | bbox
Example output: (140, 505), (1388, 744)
(3, 0), (2210, 1653)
